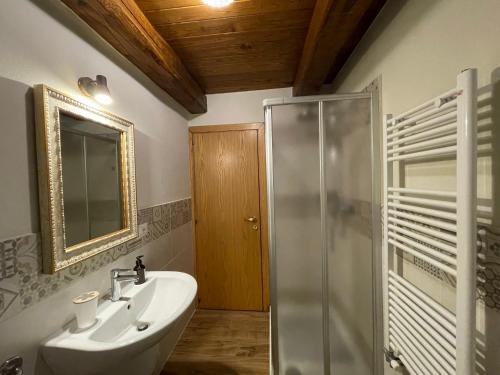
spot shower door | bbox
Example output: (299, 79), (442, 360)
(265, 93), (381, 375)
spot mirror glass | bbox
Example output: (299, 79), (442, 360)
(59, 112), (123, 248)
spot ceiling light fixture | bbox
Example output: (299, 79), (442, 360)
(202, 0), (234, 8)
(78, 75), (113, 105)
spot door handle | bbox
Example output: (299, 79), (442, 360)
(245, 216), (258, 223)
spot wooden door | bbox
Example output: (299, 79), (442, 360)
(190, 124), (268, 311)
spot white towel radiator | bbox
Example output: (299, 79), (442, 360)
(383, 69), (478, 375)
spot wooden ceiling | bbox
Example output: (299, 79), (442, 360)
(136, 0), (316, 94)
(61, 0), (386, 113)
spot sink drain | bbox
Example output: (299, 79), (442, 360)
(137, 322), (149, 332)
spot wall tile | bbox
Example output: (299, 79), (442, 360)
(0, 238), (18, 279)
(406, 224), (500, 311)
(477, 226), (500, 310)
(137, 207), (153, 225)
(0, 198), (191, 323)
(150, 203), (170, 241)
(152, 206), (162, 223)
(171, 199), (191, 230)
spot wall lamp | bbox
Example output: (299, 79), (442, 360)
(78, 75), (113, 105)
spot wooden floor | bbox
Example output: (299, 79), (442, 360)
(162, 309), (270, 375)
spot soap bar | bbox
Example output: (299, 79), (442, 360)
(73, 291), (99, 304)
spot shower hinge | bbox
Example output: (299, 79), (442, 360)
(0, 356), (23, 375)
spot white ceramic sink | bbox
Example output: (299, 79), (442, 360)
(41, 271), (197, 375)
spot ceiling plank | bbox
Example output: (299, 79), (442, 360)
(141, 0), (315, 25)
(169, 28), (307, 60)
(186, 54), (299, 77)
(60, 0), (207, 114)
(201, 70), (295, 94)
(156, 9), (313, 41)
(293, 0), (386, 96)
(137, 0), (249, 12)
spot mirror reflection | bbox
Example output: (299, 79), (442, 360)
(59, 112), (123, 248)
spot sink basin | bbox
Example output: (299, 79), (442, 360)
(41, 271), (197, 375)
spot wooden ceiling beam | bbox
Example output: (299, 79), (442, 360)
(293, 0), (386, 96)
(61, 0), (207, 114)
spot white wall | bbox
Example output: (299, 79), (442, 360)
(0, 0), (192, 215)
(334, 0), (500, 114)
(333, 0), (500, 373)
(0, 0), (193, 373)
(189, 87), (291, 126)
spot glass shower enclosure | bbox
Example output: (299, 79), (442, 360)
(265, 93), (382, 375)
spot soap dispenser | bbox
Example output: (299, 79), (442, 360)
(134, 255), (146, 285)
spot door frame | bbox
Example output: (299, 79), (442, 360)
(188, 123), (269, 311)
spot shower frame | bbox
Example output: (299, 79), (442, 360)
(264, 86), (383, 375)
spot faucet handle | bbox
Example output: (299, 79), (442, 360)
(111, 268), (133, 277)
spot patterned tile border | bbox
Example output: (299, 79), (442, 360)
(0, 197), (192, 322)
(477, 226), (500, 310)
(403, 225), (500, 311)
(383, 201), (500, 311)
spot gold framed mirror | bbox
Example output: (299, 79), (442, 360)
(34, 85), (138, 274)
